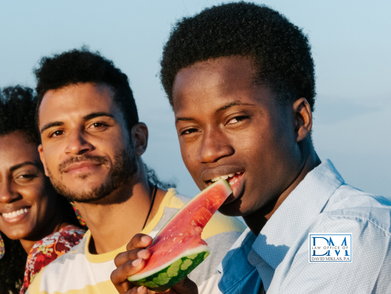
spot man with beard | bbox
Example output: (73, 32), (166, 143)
(26, 48), (245, 294)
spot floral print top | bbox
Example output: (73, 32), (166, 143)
(20, 224), (85, 294)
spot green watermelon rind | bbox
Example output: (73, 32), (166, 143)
(128, 249), (210, 292)
(128, 244), (210, 281)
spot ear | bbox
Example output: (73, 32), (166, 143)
(38, 144), (49, 177)
(293, 98), (313, 142)
(131, 123), (149, 156)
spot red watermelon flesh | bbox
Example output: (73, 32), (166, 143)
(128, 179), (232, 291)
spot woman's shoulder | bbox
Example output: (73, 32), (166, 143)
(33, 224), (86, 250)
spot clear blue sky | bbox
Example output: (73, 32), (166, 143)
(1, 0), (390, 198)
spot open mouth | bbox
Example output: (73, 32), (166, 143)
(1, 207), (29, 221)
(211, 172), (243, 191)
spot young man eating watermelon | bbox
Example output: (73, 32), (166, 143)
(26, 48), (245, 294)
(112, 2), (391, 293)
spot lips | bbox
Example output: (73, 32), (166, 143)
(63, 161), (101, 175)
(59, 155), (108, 174)
(1, 207), (29, 222)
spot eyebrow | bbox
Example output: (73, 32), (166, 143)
(40, 121), (63, 134)
(40, 112), (114, 134)
(217, 101), (254, 111)
(175, 100), (254, 124)
(10, 162), (40, 172)
(84, 112), (114, 121)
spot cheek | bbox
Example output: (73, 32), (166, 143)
(20, 186), (42, 201)
(180, 143), (197, 172)
(99, 137), (125, 157)
(25, 181), (53, 209)
(42, 149), (58, 172)
(180, 151), (192, 172)
(33, 192), (56, 225)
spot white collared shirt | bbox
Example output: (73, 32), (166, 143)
(218, 160), (391, 293)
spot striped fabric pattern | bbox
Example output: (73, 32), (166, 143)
(27, 189), (245, 294)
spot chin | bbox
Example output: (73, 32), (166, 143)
(218, 198), (244, 217)
(5, 229), (30, 241)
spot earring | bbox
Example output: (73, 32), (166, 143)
(0, 232), (4, 259)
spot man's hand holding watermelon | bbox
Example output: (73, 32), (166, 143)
(111, 233), (198, 294)
(112, 180), (232, 293)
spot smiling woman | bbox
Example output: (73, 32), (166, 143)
(0, 86), (86, 294)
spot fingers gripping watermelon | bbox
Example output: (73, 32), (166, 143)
(128, 179), (232, 291)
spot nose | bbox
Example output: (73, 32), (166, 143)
(198, 128), (234, 163)
(0, 179), (20, 204)
(64, 129), (93, 155)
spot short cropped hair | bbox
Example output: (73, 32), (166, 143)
(0, 85), (39, 144)
(161, 2), (316, 110)
(34, 48), (139, 133)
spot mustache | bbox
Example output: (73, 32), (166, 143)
(59, 155), (108, 173)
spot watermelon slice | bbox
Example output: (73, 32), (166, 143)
(128, 179), (232, 291)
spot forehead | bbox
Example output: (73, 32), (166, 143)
(38, 83), (117, 126)
(172, 56), (269, 113)
(0, 133), (39, 166)
(174, 56), (255, 91)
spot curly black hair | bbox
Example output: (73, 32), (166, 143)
(0, 85), (40, 144)
(34, 47), (139, 134)
(160, 2), (316, 110)
(144, 163), (176, 190)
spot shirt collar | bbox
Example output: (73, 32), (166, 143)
(251, 159), (345, 269)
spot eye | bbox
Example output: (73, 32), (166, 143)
(180, 128), (199, 136)
(91, 122), (107, 128)
(88, 121), (109, 131)
(15, 173), (37, 183)
(50, 130), (64, 138)
(18, 174), (35, 179)
(226, 115), (249, 125)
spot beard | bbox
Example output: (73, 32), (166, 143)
(48, 147), (137, 203)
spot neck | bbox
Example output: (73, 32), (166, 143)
(244, 144), (321, 235)
(20, 207), (70, 254)
(75, 176), (165, 254)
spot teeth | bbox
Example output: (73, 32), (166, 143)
(230, 177), (239, 184)
(211, 173), (241, 182)
(211, 176), (221, 182)
(2, 208), (28, 219)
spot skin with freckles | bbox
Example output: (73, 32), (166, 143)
(0, 132), (65, 253)
(172, 56), (320, 234)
